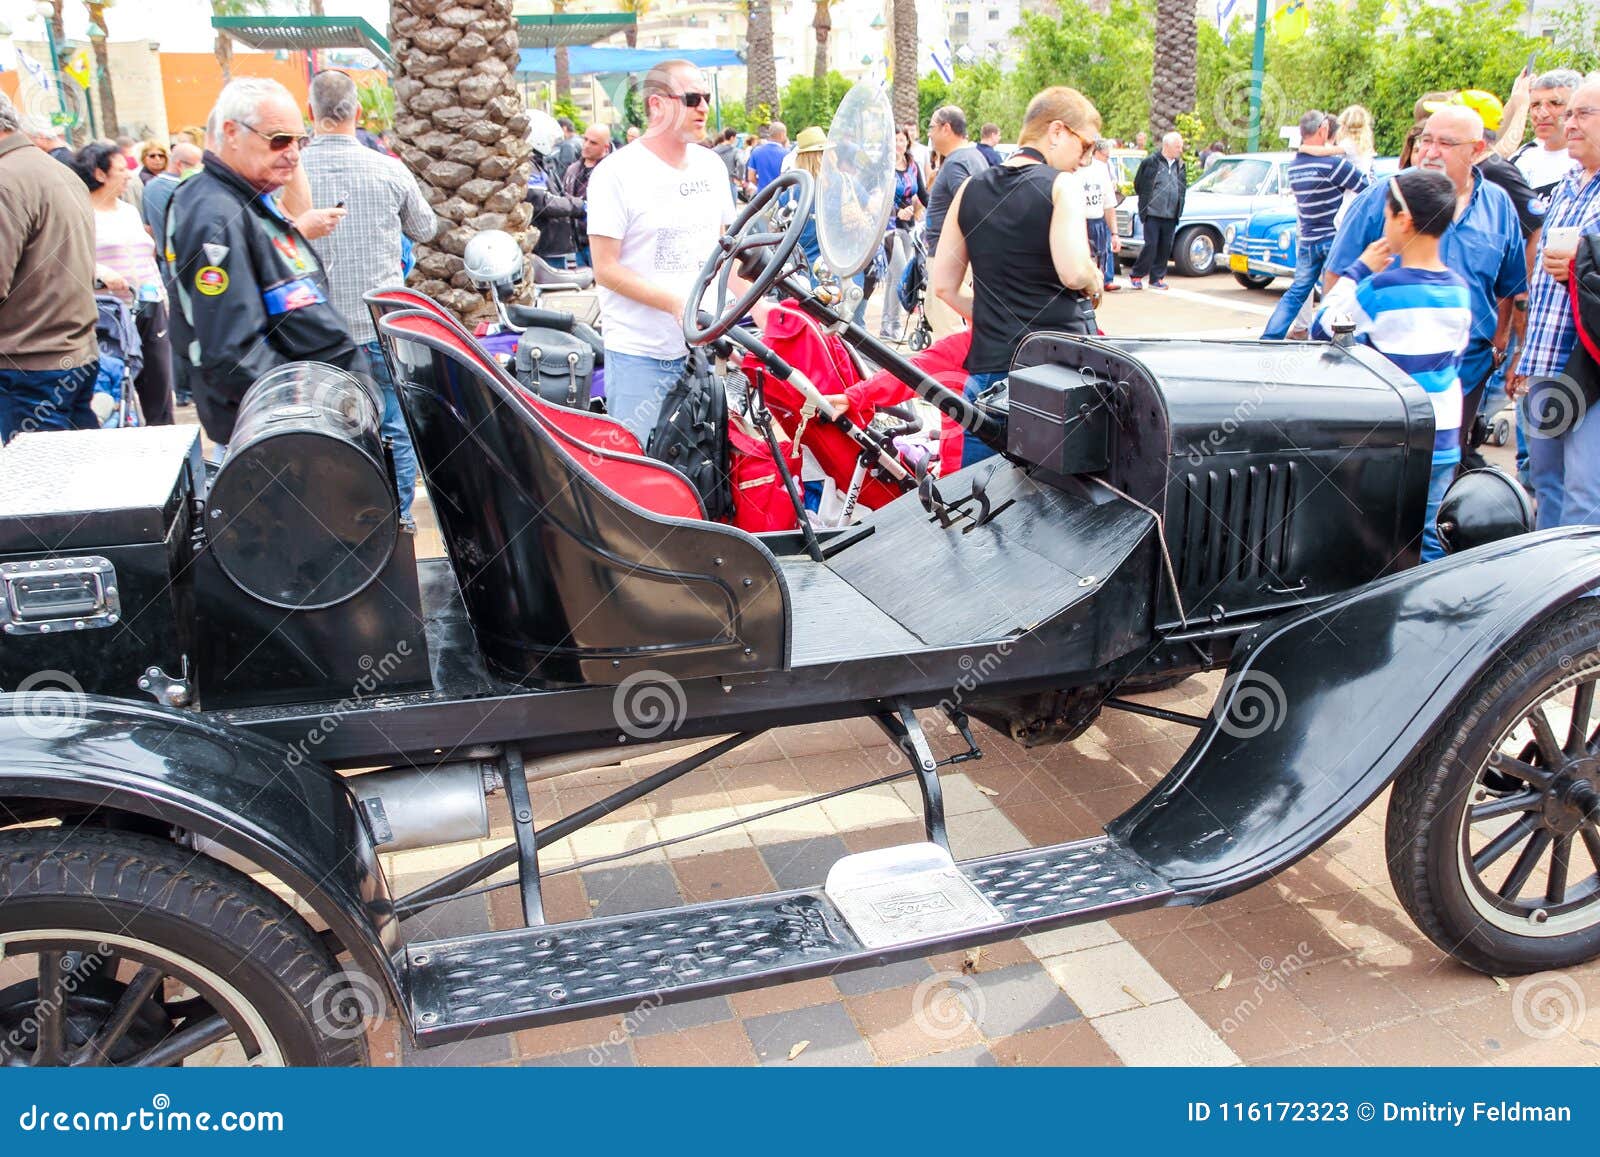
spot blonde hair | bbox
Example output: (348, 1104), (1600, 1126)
(793, 148), (823, 177)
(1018, 86), (1100, 147)
(1337, 104), (1374, 159)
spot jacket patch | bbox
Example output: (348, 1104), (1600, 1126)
(262, 277), (327, 315)
(203, 242), (229, 265)
(195, 266), (228, 295)
(270, 232), (314, 274)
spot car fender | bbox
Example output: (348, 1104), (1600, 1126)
(1111, 527), (1600, 900)
(0, 697), (400, 999)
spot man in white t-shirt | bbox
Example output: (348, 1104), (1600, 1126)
(587, 60), (737, 440)
(1081, 140), (1121, 290)
(1514, 69), (1582, 209)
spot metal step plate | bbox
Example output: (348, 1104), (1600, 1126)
(404, 836), (1172, 1045)
(825, 842), (1004, 949)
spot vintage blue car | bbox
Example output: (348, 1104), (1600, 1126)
(1223, 157), (1400, 289)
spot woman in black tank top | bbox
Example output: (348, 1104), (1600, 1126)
(929, 86), (1105, 465)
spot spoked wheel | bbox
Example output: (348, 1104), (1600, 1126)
(1388, 602), (1600, 974)
(0, 829), (371, 1066)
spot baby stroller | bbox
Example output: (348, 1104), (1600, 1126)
(92, 293), (143, 428)
(894, 230), (934, 352)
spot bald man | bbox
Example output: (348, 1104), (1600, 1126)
(1328, 105), (1527, 456)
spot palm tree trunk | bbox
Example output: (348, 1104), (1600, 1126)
(745, 0), (778, 119)
(86, 4), (118, 138)
(555, 47), (571, 99)
(1149, 0), (1196, 138)
(890, 0), (917, 129)
(390, 0), (535, 321)
(813, 0), (831, 93)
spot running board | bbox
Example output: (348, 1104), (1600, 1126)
(403, 836), (1172, 1045)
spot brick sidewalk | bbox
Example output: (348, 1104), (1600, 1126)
(369, 682), (1600, 1068)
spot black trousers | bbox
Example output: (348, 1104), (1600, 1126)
(1130, 215), (1178, 281)
(134, 300), (175, 426)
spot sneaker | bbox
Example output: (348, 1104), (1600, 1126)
(1150, 279), (1170, 292)
(1129, 278), (1144, 290)
(1103, 280), (1121, 292)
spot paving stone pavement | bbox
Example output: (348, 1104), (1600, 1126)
(363, 685), (1600, 1068)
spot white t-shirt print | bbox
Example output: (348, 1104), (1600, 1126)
(585, 141), (737, 358)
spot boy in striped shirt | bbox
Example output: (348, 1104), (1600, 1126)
(1313, 168), (1472, 561)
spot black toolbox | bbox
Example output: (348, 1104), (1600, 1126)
(1005, 362), (1114, 476)
(0, 426), (202, 702)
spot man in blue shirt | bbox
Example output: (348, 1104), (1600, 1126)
(1263, 109), (1368, 340)
(1327, 105), (1527, 453)
(746, 121), (790, 194)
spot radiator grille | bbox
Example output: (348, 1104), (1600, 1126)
(1172, 462), (1296, 592)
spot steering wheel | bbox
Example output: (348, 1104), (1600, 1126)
(684, 169), (813, 346)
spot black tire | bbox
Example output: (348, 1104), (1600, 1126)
(1387, 602), (1600, 975)
(1173, 226), (1219, 276)
(1233, 271), (1275, 290)
(0, 828), (371, 1066)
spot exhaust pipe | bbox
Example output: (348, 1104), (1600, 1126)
(344, 738), (710, 851)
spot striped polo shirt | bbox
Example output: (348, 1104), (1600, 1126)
(1286, 151), (1368, 243)
(1313, 264), (1473, 464)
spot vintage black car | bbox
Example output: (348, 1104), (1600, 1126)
(1, 87), (1598, 1067)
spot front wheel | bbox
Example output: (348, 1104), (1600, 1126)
(1233, 270), (1275, 290)
(1387, 602), (1600, 975)
(0, 828), (373, 1066)
(1173, 227), (1219, 277)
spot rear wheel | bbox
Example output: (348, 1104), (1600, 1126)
(1387, 602), (1600, 974)
(1173, 227), (1219, 277)
(0, 828), (372, 1066)
(1233, 270), (1275, 290)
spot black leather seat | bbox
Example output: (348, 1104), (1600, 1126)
(530, 254), (594, 290)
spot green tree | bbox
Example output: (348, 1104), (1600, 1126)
(778, 71), (854, 130)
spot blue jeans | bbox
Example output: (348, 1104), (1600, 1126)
(1421, 456), (1457, 562)
(1088, 218), (1116, 284)
(0, 362), (100, 443)
(1527, 376), (1600, 529)
(362, 340), (418, 523)
(961, 371), (1007, 467)
(1262, 238), (1333, 340)
(606, 350), (687, 445)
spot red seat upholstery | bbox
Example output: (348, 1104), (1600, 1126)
(380, 311), (703, 520)
(365, 287), (642, 457)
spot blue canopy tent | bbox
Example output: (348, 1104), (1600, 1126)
(516, 47), (746, 132)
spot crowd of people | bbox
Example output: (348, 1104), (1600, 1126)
(5, 56), (1600, 555)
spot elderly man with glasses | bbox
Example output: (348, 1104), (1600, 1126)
(1326, 104), (1528, 461)
(1508, 80), (1600, 528)
(166, 77), (370, 448)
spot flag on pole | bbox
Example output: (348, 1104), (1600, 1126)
(930, 39), (954, 84)
(1272, 0), (1309, 41)
(64, 48), (93, 89)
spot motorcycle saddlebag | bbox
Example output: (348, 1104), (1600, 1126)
(514, 327), (596, 409)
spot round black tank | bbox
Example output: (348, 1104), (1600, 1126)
(206, 362), (397, 609)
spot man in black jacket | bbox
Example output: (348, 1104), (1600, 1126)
(1130, 132), (1187, 290)
(167, 77), (366, 447)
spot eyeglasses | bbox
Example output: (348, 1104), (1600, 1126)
(239, 123), (309, 152)
(1059, 122), (1097, 153)
(1565, 107), (1600, 122)
(667, 92), (713, 109)
(1416, 134), (1474, 150)
(145, 151), (167, 159)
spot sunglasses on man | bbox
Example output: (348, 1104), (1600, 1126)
(240, 123), (310, 152)
(666, 91), (713, 109)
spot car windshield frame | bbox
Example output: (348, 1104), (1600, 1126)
(1190, 158), (1274, 196)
